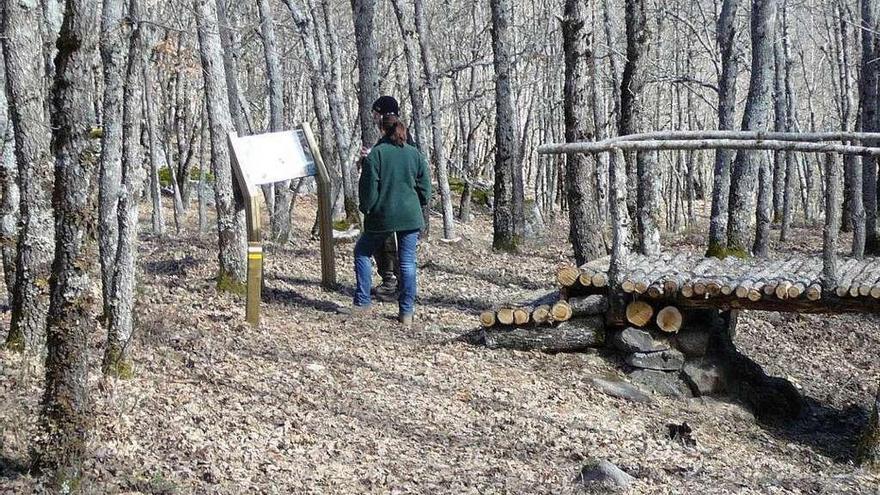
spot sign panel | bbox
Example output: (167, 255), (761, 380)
(227, 124), (336, 327)
(229, 130), (317, 189)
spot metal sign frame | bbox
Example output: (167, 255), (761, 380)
(228, 122), (336, 326)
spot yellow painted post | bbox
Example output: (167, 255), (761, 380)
(301, 122), (337, 289)
(246, 242), (263, 326)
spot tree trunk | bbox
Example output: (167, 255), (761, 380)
(772, 16), (788, 224)
(753, 153), (772, 256)
(103, 0), (144, 378)
(258, 0), (292, 243)
(0, 46), (19, 306)
(388, 0), (428, 153)
(414, 0), (456, 240)
(563, 0), (605, 266)
(351, 0), (380, 148)
(97, 0), (129, 322)
(860, 0), (879, 253)
(143, 60), (165, 237)
(490, 0), (524, 251)
(195, 0), (247, 289)
(34, 0), (100, 485)
(619, 0), (658, 255)
(2, 0), (55, 352)
(315, 0), (358, 223)
(727, 0), (778, 256)
(707, 0), (741, 256)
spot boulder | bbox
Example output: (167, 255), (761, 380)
(682, 360), (726, 396)
(575, 460), (636, 489)
(629, 369), (693, 398)
(611, 327), (671, 353)
(625, 349), (685, 371)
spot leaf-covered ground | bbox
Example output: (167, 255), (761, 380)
(1, 197), (879, 494)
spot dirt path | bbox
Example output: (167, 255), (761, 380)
(1, 202), (879, 493)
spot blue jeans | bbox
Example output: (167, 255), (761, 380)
(354, 229), (420, 315)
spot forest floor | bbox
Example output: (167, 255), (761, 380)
(1, 195), (879, 494)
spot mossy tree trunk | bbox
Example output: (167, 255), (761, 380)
(34, 0), (100, 487)
(490, 0), (525, 252)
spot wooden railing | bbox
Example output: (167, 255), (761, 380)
(536, 131), (880, 294)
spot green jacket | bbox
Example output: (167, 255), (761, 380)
(359, 137), (432, 233)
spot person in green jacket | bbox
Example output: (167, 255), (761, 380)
(350, 113), (432, 326)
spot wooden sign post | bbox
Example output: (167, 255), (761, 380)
(228, 122), (336, 326)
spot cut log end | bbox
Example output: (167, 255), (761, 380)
(532, 305), (551, 324)
(551, 301), (573, 322)
(625, 300), (654, 327)
(806, 284), (822, 301)
(578, 271), (594, 288)
(479, 310), (496, 328)
(557, 266), (580, 287)
(497, 308), (515, 326)
(656, 306), (683, 333)
(513, 308), (530, 326)
(591, 272), (608, 288)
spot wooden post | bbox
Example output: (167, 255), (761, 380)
(246, 242), (263, 325)
(823, 152), (840, 290)
(301, 122), (336, 289)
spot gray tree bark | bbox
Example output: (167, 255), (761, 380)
(195, 0), (247, 289)
(727, 0), (778, 256)
(860, 0), (879, 253)
(413, 0), (456, 240)
(34, 0), (100, 485)
(2, 0), (55, 352)
(352, 0), (380, 148)
(103, 0), (144, 378)
(98, 0), (129, 321)
(619, 0), (659, 255)
(258, 0), (292, 243)
(563, 0), (605, 266)
(388, 0), (428, 153)
(490, 0), (524, 251)
(143, 59), (165, 237)
(707, 0), (741, 256)
(0, 45), (18, 306)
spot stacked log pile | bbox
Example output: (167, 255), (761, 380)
(556, 254), (880, 312)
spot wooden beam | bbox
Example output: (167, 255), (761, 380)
(537, 138), (880, 157)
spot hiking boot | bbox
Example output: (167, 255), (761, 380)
(374, 280), (398, 302)
(336, 304), (372, 316)
(398, 314), (413, 327)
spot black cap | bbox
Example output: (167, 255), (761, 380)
(372, 96), (399, 116)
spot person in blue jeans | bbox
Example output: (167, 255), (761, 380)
(349, 112), (431, 326)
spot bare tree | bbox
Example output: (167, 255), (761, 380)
(34, 0), (100, 485)
(195, 0), (247, 289)
(490, 0), (524, 251)
(727, 0), (778, 256)
(707, 0), (741, 256)
(0, 47), (18, 306)
(2, 0), (55, 351)
(103, 0), (145, 378)
(98, 0), (130, 321)
(259, 0), (293, 243)
(563, 0), (605, 265)
(860, 0), (879, 253)
(413, 0), (456, 240)
(619, 0), (659, 255)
